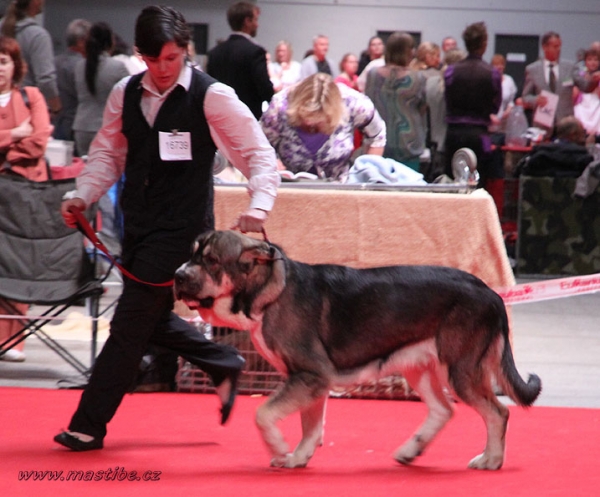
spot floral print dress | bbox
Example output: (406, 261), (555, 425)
(260, 83), (386, 181)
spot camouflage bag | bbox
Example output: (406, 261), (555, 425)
(517, 176), (600, 275)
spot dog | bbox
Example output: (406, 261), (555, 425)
(174, 230), (541, 470)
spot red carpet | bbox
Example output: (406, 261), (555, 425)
(1, 387), (599, 496)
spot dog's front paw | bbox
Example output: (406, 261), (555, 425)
(467, 453), (503, 470)
(270, 453), (292, 468)
(393, 449), (417, 465)
(270, 453), (308, 469)
(393, 437), (424, 465)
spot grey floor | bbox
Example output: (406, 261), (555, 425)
(1, 278), (599, 409)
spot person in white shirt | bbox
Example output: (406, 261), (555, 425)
(489, 54), (517, 133)
(574, 48), (600, 134)
(268, 40), (301, 92)
(54, 5), (279, 452)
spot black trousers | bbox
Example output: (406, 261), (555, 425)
(68, 257), (244, 439)
(445, 123), (504, 184)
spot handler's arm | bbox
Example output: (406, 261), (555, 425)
(204, 83), (280, 232)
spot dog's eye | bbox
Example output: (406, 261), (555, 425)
(204, 254), (219, 266)
(239, 261), (254, 274)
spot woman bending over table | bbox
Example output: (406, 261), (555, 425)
(260, 73), (386, 181)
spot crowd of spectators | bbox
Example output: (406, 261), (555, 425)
(5, 2), (600, 187)
(253, 22), (600, 188)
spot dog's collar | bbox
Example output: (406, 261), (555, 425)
(268, 245), (285, 264)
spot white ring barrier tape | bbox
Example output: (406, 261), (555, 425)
(497, 272), (600, 305)
(1, 274), (599, 323)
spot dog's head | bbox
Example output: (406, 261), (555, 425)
(174, 230), (286, 322)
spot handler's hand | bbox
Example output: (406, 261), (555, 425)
(61, 198), (87, 228)
(232, 208), (268, 233)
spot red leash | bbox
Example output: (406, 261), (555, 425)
(72, 209), (272, 288)
(71, 209), (174, 287)
(260, 227), (270, 244)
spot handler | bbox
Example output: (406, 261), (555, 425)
(54, 5), (279, 451)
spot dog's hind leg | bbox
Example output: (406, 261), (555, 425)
(393, 364), (454, 465)
(451, 363), (509, 470)
(465, 396), (509, 470)
(255, 372), (329, 468)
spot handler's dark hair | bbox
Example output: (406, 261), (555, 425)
(227, 1), (258, 32)
(134, 5), (190, 58)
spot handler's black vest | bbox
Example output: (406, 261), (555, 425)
(120, 70), (217, 267)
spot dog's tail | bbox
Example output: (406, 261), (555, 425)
(498, 312), (542, 407)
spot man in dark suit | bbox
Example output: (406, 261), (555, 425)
(206, 2), (273, 119)
(522, 31), (598, 128)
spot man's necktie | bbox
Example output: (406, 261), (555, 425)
(548, 63), (557, 93)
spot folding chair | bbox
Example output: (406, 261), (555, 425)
(0, 174), (109, 376)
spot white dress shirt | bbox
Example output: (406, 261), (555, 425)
(74, 64), (279, 212)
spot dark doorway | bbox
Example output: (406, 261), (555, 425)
(189, 23), (209, 55)
(494, 34), (540, 98)
(377, 30), (422, 48)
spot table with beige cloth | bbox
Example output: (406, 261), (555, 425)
(177, 184), (516, 398)
(214, 184), (515, 291)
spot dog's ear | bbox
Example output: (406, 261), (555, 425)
(238, 240), (273, 274)
(191, 231), (215, 261)
(238, 240), (286, 316)
(191, 239), (200, 256)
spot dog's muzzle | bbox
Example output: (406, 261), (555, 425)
(173, 265), (215, 309)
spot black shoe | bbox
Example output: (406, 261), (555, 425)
(219, 370), (240, 425)
(53, 431), (103, 451)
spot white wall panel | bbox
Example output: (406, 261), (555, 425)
(43, 1), (600, 68)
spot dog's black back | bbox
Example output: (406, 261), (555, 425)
(258, 258), (503, 371)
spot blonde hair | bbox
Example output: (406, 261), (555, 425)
(444, 48), (467, 66)
(286, 73), (346, 135)
(410, 41), (440, 69)
(275, 40), (292, 63)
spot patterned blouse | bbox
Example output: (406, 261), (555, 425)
(365, 65), (427, 165)
(260, 83), (386, 181)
